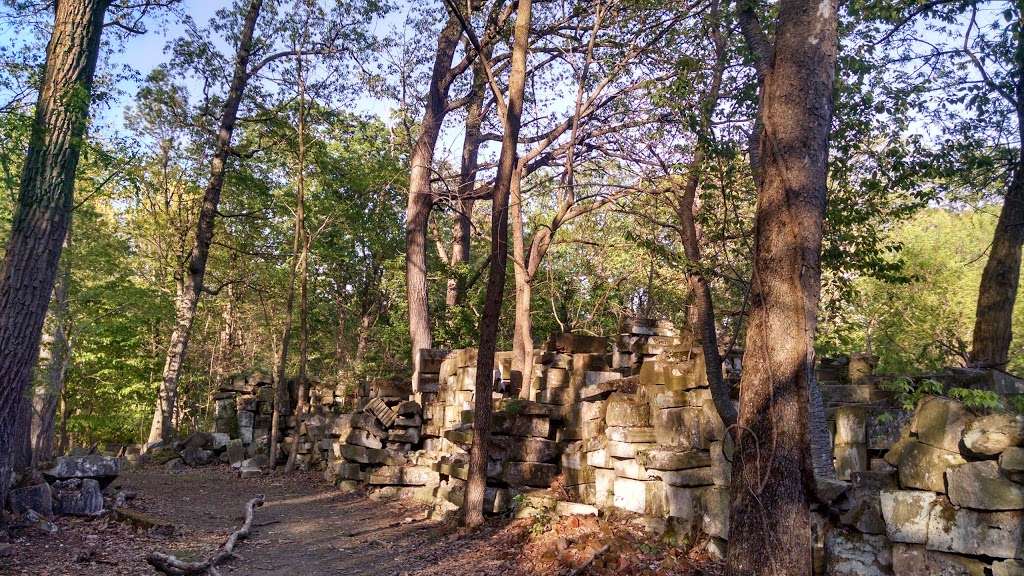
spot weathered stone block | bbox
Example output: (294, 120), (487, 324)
(491, 436), (557, 463)
(825, 529), (892, 576)
(8, 483), (53, 518)
(1002, 446), (1024, 472)
(613, 458), (650, 481)
(606, 393), (651, 427)
(537, 385), (578, 406)
(835, 443), (868, 481)
(368, 465), (439, 486)
(962, 413), (1024, 456)
(587, 448), (612, 469)
(613, 477), (666, 515)
(898, 441), (966, 492)
(637, 448), (711, 471)
(947, 460), (1024, 510)
(700, 486), (729, 539)
(606, 441), (655, 459)
(502, 462), (558, 487)
(665, 485), (700, 523)
(52, 478), (103, 516)
(653, 407), (706, 449)
(493, 412), (550, 438)
(639, 358), (667, 386)
(915, 396), (969, 452)
(595, 468), (616, 508)
(44, 455), (120, 484)
(649, 466), (713, 487)
(346, 428), (384, 450)
(880, 490), (937, 544)
(606, 426), (655, 443)
(892, 543), (986, 576)
(993, 560), (1024, 576)
(835, 406), (867, 445)
(339, 444), (389, 465)
(869, 410), (914, 451)
(927, 499), (1024, 559)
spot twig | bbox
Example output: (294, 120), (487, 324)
(146, 495), (265, 575)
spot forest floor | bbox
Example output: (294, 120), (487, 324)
(2, 465), (720, 576)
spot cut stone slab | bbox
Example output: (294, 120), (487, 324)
(52, 478), (103, 516)
(339, 444), (390, 465)
(209, 432), (230, 450)
(606, 441), (655, 459)
(927, 499), (1024, 559)
(880, 490), (937, 544)
(8, 483), (53, 518)
(613, 477), (667, 516)
(892, 543), (987, 576)
(579, 375), (637, 401)
(555, 501), (599, 517)
(492, 413), (550, 438)
(44, 455), (120, 485)
(649, 466), (713, 487)
(835, 406), (867, 445)
(612, 458), (651, 481)
(605, 393), (651, 427)
(915, 396), (970, 452)
(835, 443), (868, 481)
(962, 413), (1024, 457)
(898, 441), (966, 492)
(502, 461), (558, 487)
(346, 428), (384, 450)
(606, 426), (656, 444)
(825, 529), (892, 576)
(637, 448), (711, 471)
(368, 466), (439, 487)
(653, 407), (706, 450)
(868, 409), (914, 451)
(664, 485), (700, 523)
(946, 460), (1024, 510)
(490, 436), (557, 463)
(700, 486), (729, 539)
(225, 439), (246, 465)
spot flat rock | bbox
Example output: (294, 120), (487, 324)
(606, 426), (656, 443)
(880, 490), (937, 544)
(946, 460), (1024, 510)
(605, 393), (651, 427)
(502, 461), (558, 487)
(892, 543), (987, 576)
(927, 499), (1024, 559)
(44, 455), (120, 486)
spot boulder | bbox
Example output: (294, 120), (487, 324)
(962, 413), (1024, 456)
(946, 460), (1024, 510)
(52, 478), (103, 516)
(44, 455), (120, 487)
(825, 529), (892, 576)
(898, 441), (966, 492)
(178, 431), (213, 451)
(880, 490), (937, 544)
(165, 458), (186, 474)
(914, 397), (969, 452)
(892, 543), (987, 576)
(209, 432), (230, 451)
(927, 499), (1024, 559)
(8, 483), (53, 518)
(180, 446), (214, 467)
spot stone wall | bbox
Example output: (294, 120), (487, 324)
(209, 319), (1024, 576)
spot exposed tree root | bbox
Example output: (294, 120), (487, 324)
(146, 494), (264, 575)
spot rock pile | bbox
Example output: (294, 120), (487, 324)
(7, 455), (121, 521)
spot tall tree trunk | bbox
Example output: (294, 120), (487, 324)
(510, 168), (534, 399)
(970, 153), (1024, 369)
(0, 0), (109, 514)
(33, 232), (73, 467)
(727, 0), (838, 573)
(446, 57), (487, 309)
(147, 0), (265, 447)
(406, 14), (464, 388)
(464, 0), (532, 528)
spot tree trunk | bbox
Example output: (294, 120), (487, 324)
(464, 0), (533, 528)
(971, 158), (1024, 369)
(0, 0), (109, 514)
(726, 0), (838, 573)
(33, 233), (73, 467)
(407, 14), (464, 387)
(446, 56), (487, 309)
(147, 0), (265, 448)
(510, 168), (534, 399)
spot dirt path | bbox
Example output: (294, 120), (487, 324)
(3, 466), (519, 576)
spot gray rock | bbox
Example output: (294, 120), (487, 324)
(880, 490), (937, 544)
(892, 543), (987, 576)
(962, 413), (1024, 456)
(209, 432), (231, 451)
(52, 479), (103, 516)
(927, 499), (1024, 559)
(8, 483), (53, 518)
(825, 529), (891, 576)
(165, 458), (186, 474)
(225, 439), (246, 465)
(947, 460), (1024, 510)
(898, 441), (966, 492)
(44, 455), (120, 487)
(838, 471), (895, 535)
(178, 431), (212, 451)
(1002, 447), (1024, 472)
(180, 446), (214, 467)
(868, 410), (914, 451)
(993, 560), (1024, 576)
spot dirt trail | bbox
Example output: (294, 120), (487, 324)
(3, 466), (517, 576)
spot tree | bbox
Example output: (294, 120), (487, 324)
(0, 0), (111, 520)
(463, 0), (532, 528)
(726, 0), (839, 574)
(148, 0), (267, 447)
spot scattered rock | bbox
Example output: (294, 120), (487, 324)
(44, 455), (120, 487)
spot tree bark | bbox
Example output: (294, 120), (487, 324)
(147, 0), (264, 447)
(33, 237), (72, 467)
(970, 49), (1024, 370)
(407, 14), (464, 388)
(726, 0), (838, 574)
(446, 57), (487, 309)
(464, 0), (532, 528)
(0, 0), (109, 514)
